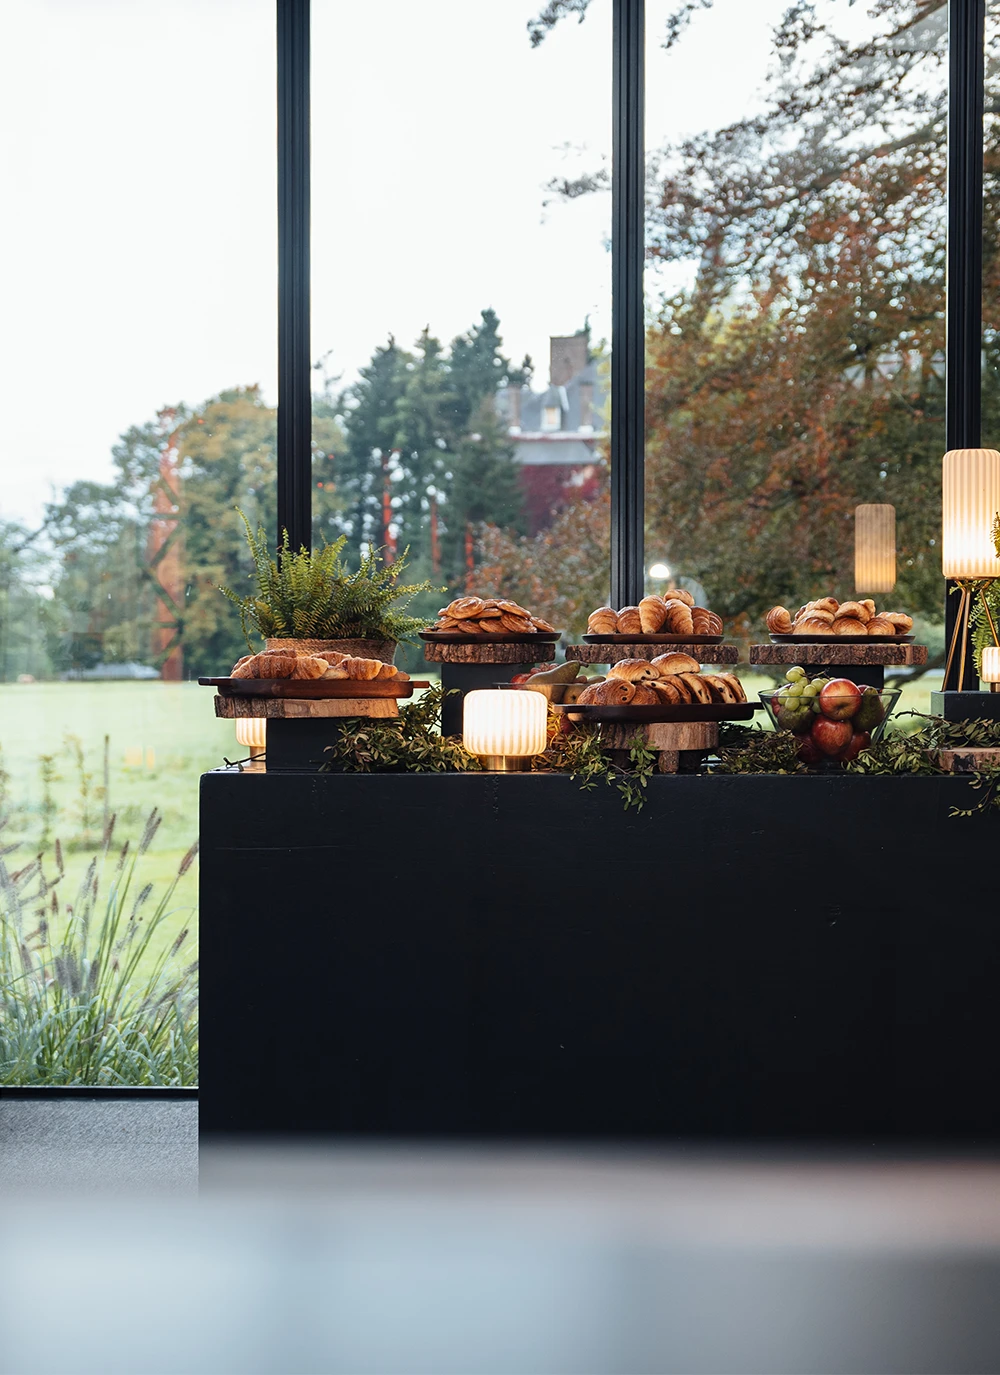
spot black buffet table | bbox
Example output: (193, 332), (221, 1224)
(200, 770), (999, 1142)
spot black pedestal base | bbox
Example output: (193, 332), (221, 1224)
(265, 718), (341, 770)
(930, 690), (1000, 720)
(201, 770), (1000, 1142)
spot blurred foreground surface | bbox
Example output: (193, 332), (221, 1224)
(2, 1115), (1000, 1375)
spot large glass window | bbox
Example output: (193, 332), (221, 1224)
(642, 0), (947, 707)
(0, 0), (276, 1084)
(310, 0), (612, 651)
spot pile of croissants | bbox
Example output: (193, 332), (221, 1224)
(428, 596), (555, 635)
(766, 598), (913, 637)
(575, 653), (746, 706)
(231, 649), (406, 682)
(588, 589), (723, 637)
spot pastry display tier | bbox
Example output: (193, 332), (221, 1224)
(566, 642), (739, 666)
(212, 695), (401, 720)
(554, 702), (757, 724)
(750, 643), (926, 667)
(422, 640), (557, 664)
(769, 633), (914, 645)
(582, 633), (724, 645)
(201, 677), (428, 698)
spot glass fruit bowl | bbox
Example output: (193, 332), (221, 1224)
(758, 672), (901, 766)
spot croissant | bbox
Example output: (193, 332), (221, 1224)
(315, 650), (348, 666)
(692, 608), (723, 636)
(589, 678), (636, 704)
(321, 663), (349, 679)
(630, 684), (659, 704)
(375, 662), (400, 679)
(812, 597), (840, 615)
(884, 613), (913, 634)
(497, 600), (531, 618)
(796, 617), (835, 636)
(832, 617), (868, 636)
(663, 588), (695, 607)
(661, 599), (695, 635)
(588, 607), (619, 633)
(649, 652), (700, 676)
(701, 674), (734, 703)
(836, 600), (871, 624)
(676, 672), (714, 705)
(616, 605), (642, 634)
(715, 673), (746, 703)
(653, 678), (684, 704)
(477, 606), (503, 619)
(231, 651), (298, 679)
(639, 595), (668, 633)
(501, 613), (534, 633)
(290, 655), (330, 680)
(860, 599), (877, 619)
(479, 619), (506, 633)
(766, 606), (795, 635)
(866, 615), (897, 636)
(340, 656), (383, 680)
(795, 607), (834, 626)
(608, 658), (658, 682)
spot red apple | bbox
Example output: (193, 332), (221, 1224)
(811, 716), (853, 756)
(818, 678), (863, 721)
(837, 730), (871, 763)
(510, 673), (531, 684)
(796, 733), (824, 766)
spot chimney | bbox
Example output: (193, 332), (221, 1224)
(549, 333), (589, 387)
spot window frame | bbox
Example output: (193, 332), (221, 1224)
(275, 0), (985, 682)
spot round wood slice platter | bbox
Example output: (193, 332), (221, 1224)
(553, 702), (759, 723)
(582, 633), (723, 645)
(419, 631), (560, 643)
(770, 634), (914, 645)
(199, 677), (426, 698)
(750, 642), (927, 667)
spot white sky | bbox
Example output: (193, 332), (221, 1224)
(0, 0), (792, 526)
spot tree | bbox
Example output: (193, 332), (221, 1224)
(330, 310), (525, 585)
(0, 522), (55, 681)
(515, 0), (960, 630)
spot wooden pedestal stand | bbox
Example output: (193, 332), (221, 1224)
(566, 642), (739, 667)
(214, 693), (400, 770)
(595, 719), (719, 774)
(749, 641), (927, 688)
(422, 640), (557, 736)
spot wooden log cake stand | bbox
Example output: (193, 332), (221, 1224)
(566, 643), (739, 666)
(214, 693), (399, 770)
(749, 641), (927, 688)
(422, 639), (557, 736)
(596, 719), (719, 773)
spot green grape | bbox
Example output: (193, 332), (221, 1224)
(785, 666), (806, 682)
(787, 681), (805, 697)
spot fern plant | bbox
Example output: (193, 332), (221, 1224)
(221, 513), (434, 646)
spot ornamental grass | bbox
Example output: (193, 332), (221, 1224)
(0, 810), (198, 1086)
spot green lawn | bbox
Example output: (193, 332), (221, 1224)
(0, 681), (231, 969)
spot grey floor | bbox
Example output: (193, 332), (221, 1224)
(0, 1097), (198, 1191)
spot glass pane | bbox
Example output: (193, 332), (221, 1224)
(644, 0), (947, 705)
(0, 0), (276, 1084)
(311, 0), (612, 654)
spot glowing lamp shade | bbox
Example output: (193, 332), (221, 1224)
(941, 449), (1000, 578)
(235, 716), (267, 758)
(463, 689), (547, 771)
(854, 504), (896, 594)
(982, 646), (1000, 685)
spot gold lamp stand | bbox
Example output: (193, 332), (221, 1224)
(943, 578), (1000, 691)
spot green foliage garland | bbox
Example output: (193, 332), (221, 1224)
(712, 723), (805, 775)
(320, 686), (481, 774)
(534, 722), (657, 812)
(222, 512), (434, 647)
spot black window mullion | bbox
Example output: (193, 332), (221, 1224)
(611, 0), (645, 608)
(276, 0), (312, 555)
(944, 0), (986, 687)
